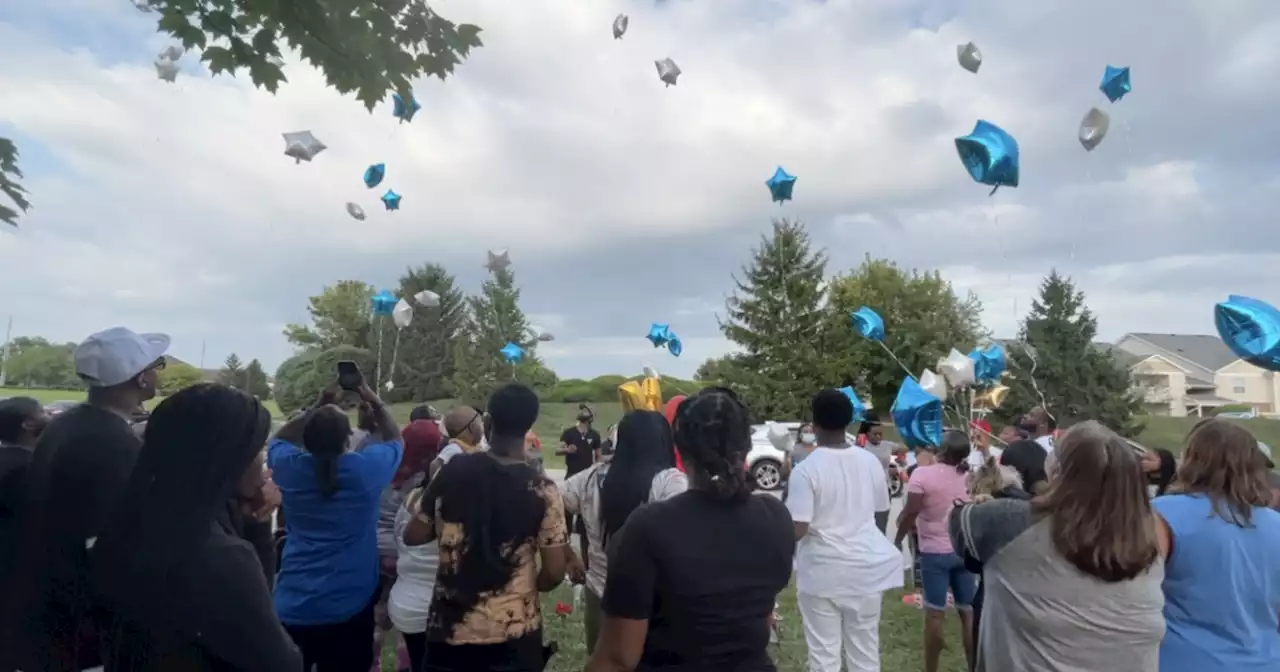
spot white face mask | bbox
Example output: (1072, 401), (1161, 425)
(800, 432), (816, 444)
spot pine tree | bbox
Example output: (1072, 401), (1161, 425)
(996, 271), (1144, 436)
(453, 267), (551, 406)
(243, 359), (272, 400)
(718, 219), (829, 420)
(383, 263), (467, 403)
(219, 353), (246, 390)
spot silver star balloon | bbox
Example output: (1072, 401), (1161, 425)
(1078, 107), (1110, 152)
(282, 131), (326, 164)
(485, 249), (511, 274)
(346, 202), (366, 221)
(154, 57), (179, 83)
(157, 45), (184, 61)
(132, 0), (154, 12)
(612, 14), (629, 39)
(957, 42), (982, 74)
(655, 58), (681, 87)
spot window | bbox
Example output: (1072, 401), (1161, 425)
(1232, 377), (1247, 394)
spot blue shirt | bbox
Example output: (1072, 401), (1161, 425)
(269, 437), (403, 625)
(1153, 493), (1280, 671)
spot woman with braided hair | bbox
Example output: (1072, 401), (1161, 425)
(587, 387), (794, 672)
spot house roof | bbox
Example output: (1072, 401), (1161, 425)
(1124, 333), (1239, 372)
(1185, 390), (1238, 406)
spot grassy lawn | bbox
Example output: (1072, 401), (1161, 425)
(380, 583), (968, 671)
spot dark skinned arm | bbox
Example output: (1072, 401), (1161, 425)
(894, 491), (924, 548)
(274, 383), (340, 444)
(585, 617), (648, 672)
(357, 384), (399, 443)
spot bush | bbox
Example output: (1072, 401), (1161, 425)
(273, 346), (377, 414)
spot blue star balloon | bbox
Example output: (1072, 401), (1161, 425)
(891, 377), (943, 449)
(1099, 65), (1131, 103)
(667, 333), (683, 357)
(765, 166), (797, 204)
(392, 93), (421, 123)
(955, 120), (1019, 194)
(850, 306), (885, 342)
(1215, 295), (1280, 371)
(371, 290), (397, 316)
(838, 386), (868, 423)
(363, 163), (386, 189)
(381, 190), (401, 211)
(968, 344), (1007, 383)
(647, 323), (671, 347)
(500, 342), (525, 364)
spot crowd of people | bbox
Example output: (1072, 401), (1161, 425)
(0, 325), (1278, 672)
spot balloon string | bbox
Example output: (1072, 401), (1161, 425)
(1015, 341), (1055, 424)
(877, 341), (916, 381)
(386, 327), (402, 389)
(373, 318), (384, 386)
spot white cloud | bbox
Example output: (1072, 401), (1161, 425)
(2, 0), (1280, 380)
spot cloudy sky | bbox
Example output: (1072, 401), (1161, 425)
(2, 0), (1279, 380)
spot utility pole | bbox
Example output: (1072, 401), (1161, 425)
(0, 316), (12, 388)
(199, 339), (206, 370)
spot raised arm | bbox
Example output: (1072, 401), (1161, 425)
(357, 384), (399, 443)
(274, 383), (340, 444)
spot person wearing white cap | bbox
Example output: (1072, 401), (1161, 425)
(7, 327), (168, 672)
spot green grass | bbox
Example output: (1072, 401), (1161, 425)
(381, 583), (968, 671)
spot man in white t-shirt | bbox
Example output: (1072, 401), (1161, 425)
(1020, 406), (1056, 455)
(787, 389), (904, 672)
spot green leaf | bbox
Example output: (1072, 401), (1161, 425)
(201, 46), (237, 76)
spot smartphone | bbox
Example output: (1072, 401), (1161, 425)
(336, 360), (363, 391)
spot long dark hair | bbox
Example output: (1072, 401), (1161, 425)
(674, 387), (753, 502)
(93, 384), (270, 620)
(599, 410), (676, 543)
(302, 406), (349, 497)
(431, 452), (546, 633)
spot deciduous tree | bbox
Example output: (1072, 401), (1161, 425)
(158, 360), (205, 395)
(824, 256), (985, 413)
(284, 280), (375, 350)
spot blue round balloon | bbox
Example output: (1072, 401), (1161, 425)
(364, 163), (386, 189)
(667, 333), (683, 357)
(1215, 295), (1280, 371)
(955, 120), (1019, 193)
(850, 306), (885, 342)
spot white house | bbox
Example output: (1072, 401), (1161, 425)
(1113, 333), (1280, 417)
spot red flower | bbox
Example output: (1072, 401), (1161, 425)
(554, 601), (573, 616)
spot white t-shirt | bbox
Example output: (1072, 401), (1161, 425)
(966, 446), (1004, 471)
(786, 446), (904, 599)
(388, 490), (439, 634)
(1036, 434), (1055, 454)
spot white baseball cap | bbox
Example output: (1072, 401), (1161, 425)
(74, 327), (171, 388)
(1258, 441), (1274, 469)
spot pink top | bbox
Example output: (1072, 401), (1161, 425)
(907, 463), (970, 554)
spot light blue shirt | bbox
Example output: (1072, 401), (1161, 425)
(269, 437), (403, 625)
(1153, 493), (1280, 671)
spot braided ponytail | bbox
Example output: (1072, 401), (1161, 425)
(674, 388), (754, 502)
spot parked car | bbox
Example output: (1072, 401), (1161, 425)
(44, 400), (80, 416)
(746, 423), (860, 491)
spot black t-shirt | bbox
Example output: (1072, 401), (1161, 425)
(11, 404), (142, 668)
(999, 439), (1048, 494)
(559, 426), (601, 476)
(602, 489), (795, 671)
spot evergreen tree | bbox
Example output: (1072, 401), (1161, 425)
(453, 267), (554, 406)
(383, 263), (467, 403)
(995, 271), (1143, 436)
(219, 353), (246, 390)
(243, 359), (272, 400)
(718, 219), (829, 420)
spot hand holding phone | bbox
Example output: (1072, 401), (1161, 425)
(336, 360), (363, 391)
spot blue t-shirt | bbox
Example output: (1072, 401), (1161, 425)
(269, 437), (403, 626)
(1153, 493), (1280, 671)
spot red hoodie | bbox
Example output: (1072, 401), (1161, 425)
(664, 395), (687, 473)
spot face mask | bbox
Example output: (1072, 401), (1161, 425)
(800, 433), (816, 444)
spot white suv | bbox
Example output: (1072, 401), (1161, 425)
(746, 423), (859, 491)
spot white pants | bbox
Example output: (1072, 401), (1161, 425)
(797, 591), (882, 672)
